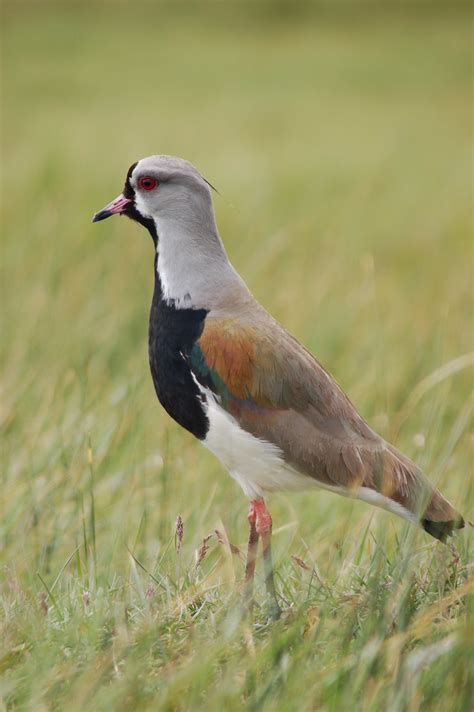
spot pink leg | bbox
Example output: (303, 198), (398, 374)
(254, 499), (281, 618)
(244, 501), (259, 601)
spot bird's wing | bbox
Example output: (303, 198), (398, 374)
(188, 315), (462, 538)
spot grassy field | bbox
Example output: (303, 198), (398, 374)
(2, 2), (473, 710)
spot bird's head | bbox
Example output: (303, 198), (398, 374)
(92, 155), (239, 308)
(92, 155), (215, 240)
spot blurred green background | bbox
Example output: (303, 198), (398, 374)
(2, 2), (473, 710)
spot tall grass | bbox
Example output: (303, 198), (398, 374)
(1, 3), (472, 710)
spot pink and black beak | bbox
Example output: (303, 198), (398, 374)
(92, 193), (132, 223)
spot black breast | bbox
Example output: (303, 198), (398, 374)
(148, 266), (209, 440)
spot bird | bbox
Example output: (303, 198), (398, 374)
(93, 154), (464, 616)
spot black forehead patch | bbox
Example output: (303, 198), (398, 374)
(123, 161), (138, 199)
(126, 161), (138, 182)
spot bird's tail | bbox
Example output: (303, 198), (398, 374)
(373, 445), (465, 542)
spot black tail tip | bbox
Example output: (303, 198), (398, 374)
(422, 516), (465, 543)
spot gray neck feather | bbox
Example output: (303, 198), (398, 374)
(152, 198), (250, 313)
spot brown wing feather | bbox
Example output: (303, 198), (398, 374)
(197, 315), (464, 539)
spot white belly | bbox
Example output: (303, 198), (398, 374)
(202, 395), (311, 499)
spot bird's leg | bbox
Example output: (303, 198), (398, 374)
(254, 499), (281, 619)
(244, 500), (259, 606)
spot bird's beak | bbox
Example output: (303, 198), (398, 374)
(92, 193), (131, 223)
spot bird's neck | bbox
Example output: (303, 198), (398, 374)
(151, 214), (250, 313)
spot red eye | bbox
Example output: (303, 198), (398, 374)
(138, 176), (158, 191)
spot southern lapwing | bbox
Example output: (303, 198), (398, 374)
(93, 155), (464, 615)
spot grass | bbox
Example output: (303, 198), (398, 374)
(1, 2), (473, 710)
